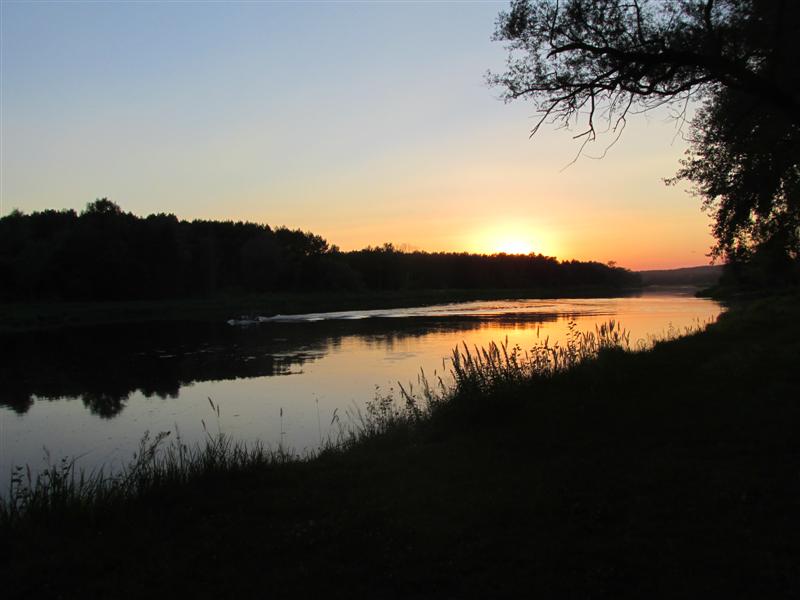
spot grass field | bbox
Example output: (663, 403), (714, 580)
(2, 291), (798, 598)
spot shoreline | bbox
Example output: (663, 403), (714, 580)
(0, 285), (646, 334)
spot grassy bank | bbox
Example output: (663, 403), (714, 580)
(0, 286), (640, 333)
(2, 294), (798, 597)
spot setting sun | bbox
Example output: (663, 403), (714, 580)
(466, 222), (561, 258)
(495, 239), (535, 255)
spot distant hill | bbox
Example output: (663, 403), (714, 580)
(637, 265), (724, 287)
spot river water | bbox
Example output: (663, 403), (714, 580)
(0, 289), (722, 486)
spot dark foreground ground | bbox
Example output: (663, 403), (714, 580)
(3, 292), (799, 598)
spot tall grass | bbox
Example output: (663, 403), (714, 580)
(343, 320), (636, 439)
(0, 319), (701, 529)
(449, 320), (630, 394)
(0, 400), (293, 528)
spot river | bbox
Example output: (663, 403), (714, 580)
(0, 289), (722, 487)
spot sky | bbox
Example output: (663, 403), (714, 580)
(0, 0), (715, 270)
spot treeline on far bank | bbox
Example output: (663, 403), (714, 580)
(0, 200), (641, 302)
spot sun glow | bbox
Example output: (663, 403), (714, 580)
(495, 239), (535, 255)
(467, 222), (560, 257)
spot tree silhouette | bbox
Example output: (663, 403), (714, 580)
(83, 198), (123, 216)
(670, 86), (799, 265)
(490, 0), (800, 266)
(0, 200), (640, 302)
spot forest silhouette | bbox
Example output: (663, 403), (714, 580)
(0, 199), (640, 302)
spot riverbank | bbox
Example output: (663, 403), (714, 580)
(3, 293), (798, 597)
(0, 286), (642, 333)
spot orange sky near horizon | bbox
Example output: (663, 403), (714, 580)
(235, 111), (715, 271)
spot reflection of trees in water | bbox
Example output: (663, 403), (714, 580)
(81, 391), (129, 419)
(0, 321), (316, 418)
(0, 314), (559, 418)
(2, 390), (34, 415)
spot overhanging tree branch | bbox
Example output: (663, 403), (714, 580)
(489, 0), (800, 263)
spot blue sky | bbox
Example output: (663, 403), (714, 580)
(0, 1), (713, 269)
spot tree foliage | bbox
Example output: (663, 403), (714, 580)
(491, 0), (800, 268)
(670, 84), (800, 264)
